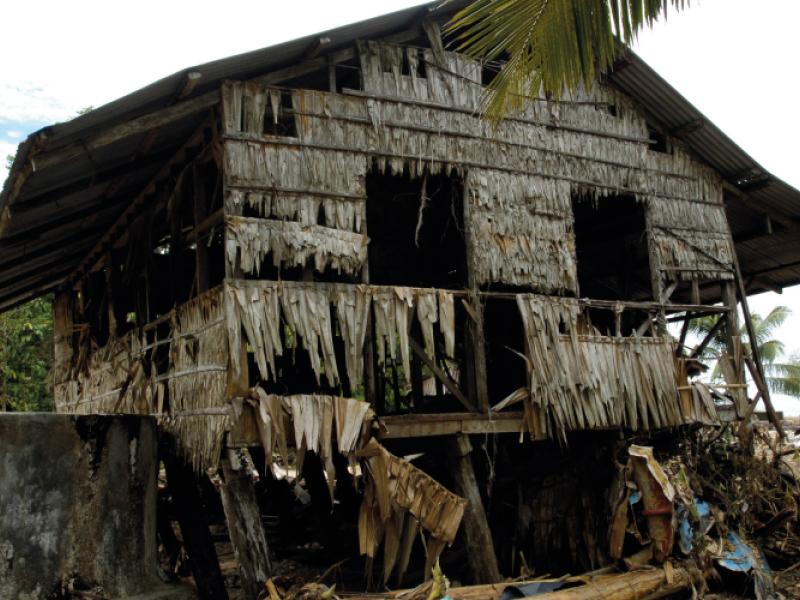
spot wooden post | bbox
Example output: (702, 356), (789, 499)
(644, 209), (667, 334)
(104, 256), (117, 338)
(462, 174), (489, 413)
(721, 282), (748, 417)
(361, 216), (379, 411)
(161, 440), (229, 600)
(328, 55), (337, 93)
(219, 453), (272, 599)
(192, 164), (209, 294)
(445, 434), (501, 583)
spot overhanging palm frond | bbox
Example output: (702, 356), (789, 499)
(446, 0), (689, 119)
(749, 305), (791, 346)
(765, 358), (800, 398)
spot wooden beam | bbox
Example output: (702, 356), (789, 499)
(219, 455), (271, 599)
(732, 257), (785, 438)
(723, 181), (796, 228)
(377, 412), (527, 440)
(31, 91), (219, 172)
(690, 314), (726, 359)
(408, 336), (475, 412)
(303, 36), (331, 60)
(72, 119), (211, 281)
(445, 435), (502, 583)
(0, 279), (66, 313)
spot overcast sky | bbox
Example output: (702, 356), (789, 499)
(1, 0), (798, 412)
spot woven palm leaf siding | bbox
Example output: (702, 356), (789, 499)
(467, 169), (578, 292)
(166, 287), (230, 471)
(224, 280), (455, 389)
(54, 329), (152, 415)
(221, 36), (734, 291)
(516, 294), (683, 443)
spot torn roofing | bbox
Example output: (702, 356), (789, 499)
(0, 0), (798, 311)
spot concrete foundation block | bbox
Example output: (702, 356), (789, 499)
(0, 413), (164, 599)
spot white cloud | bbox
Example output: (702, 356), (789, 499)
(5, 131), (21, 139)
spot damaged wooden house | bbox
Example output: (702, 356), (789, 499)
(2, 1), (800, 596)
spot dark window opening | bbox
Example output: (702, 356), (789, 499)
(485, 297), (527, 405)
(572, 193), (653, 304)
(366, 164), (467, 288)
(334, 59), (362, 93)
(603, 104), (620, 118)
(647, 125), (669, 153)
(264, 91), (298, 137)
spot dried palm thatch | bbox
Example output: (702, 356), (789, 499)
(225, 281), (456, 389)
(225, 216), (368, 276)
(358, 440), (466, 584)
(54, 329), (152, 415)
(250, 389), (374, 499)
(515, 294), (684, 442)
(165, 287), (230, 471)
(467, 169), (577, 292)
(222, 44), (734, 290)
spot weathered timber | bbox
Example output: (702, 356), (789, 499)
(461, 181), (490, 413)
(408, 336), (474, 412)
(192, 164), (210, 293)
(219, 455), (272, 599)
(32, 91), (219, 172)
(730, 249), (785, 437)
(445, 435), (502, 583)
(73, 120), (212, 280)
(345, 564), (698, 600)
(162, 439), (228, 600)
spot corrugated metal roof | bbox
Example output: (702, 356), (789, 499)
(0, 0), (798, 310)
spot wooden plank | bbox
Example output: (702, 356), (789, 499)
(444, 435), (501, 583)
(219, 455), (272, 599)
(377, 412), (527, 440)
(408, 336), (475, 412)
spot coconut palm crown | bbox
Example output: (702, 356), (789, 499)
(446, 0), (690, 118)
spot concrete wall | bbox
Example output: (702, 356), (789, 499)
(0, 413), (160, 599)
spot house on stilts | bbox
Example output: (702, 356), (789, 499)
(2, 1), (800, 593)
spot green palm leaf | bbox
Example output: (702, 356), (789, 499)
(446, 0), (689, 118)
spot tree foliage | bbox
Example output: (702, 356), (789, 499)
(447, 0), (689, 118)
(0, 296), (54, 411)
(689, 306), (800, 400)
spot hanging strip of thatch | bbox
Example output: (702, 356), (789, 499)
(515, 294), (684, 443)
(357, 439), (466, 583)
(224, 281), (456, 389)
(225, 216), (368, 276)
(250, 389), (373, 498)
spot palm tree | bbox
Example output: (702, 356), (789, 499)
(688, 306), (800, 400)
(446, 0), (689, 118)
